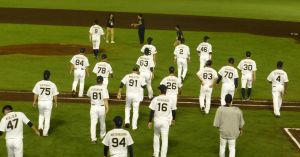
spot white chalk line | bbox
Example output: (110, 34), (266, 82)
(283, 128), (300, 150)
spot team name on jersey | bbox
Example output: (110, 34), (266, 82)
(111, 133), (127, 136)
(5, 114), (17, 120)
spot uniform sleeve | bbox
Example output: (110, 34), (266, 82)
(0, 118), (5, 132)
(160, 78), (166, 86)
(92, 64), (98, 74)
(234, 69), (239, 78)
(208, 44), (212, 53)
(52, 83), (59, 96)
(102, 134), (110, 146)
(213, 70), (218, 79)
(32, 83), (39, 95)
(70, 56), (75, 64)
(141, 45), (145, 53)
(213, 107), (221, 127)
(126, 132), (134, 145)
(89, 26), (93, 34)
(85, 57), (90, 67)
(20, 113), (30, 124)
(152, 46), (157, 54)
(173, 47), (178, 56)
(109, 64), (113, 74)
(218, 68), (223, 76)
(196, 70), (202, 78)
(237, 61), (243, 70)
(187, 46), (190, 55)
(284, 72), (289, 82)
(267, 72), (273, 82)
(253, 61), (257, 71)
(177, 78), (183, 88)
(171, 98), (177, 110)
(196, 44), (201, 52)
(149, 59), (154, 68)
(121, 75), (128, 85)
(103, 88), (110, 99)
(100, 27), (105, 35)
(86, 87), (92, 97)
(136, 57), (140, 66)
(149, 98), (156, 110)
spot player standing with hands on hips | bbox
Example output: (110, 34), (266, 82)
(214, 94), (245, 157)
(92, 53), (113, 89)
(197, 36), (212, 70)
(70, 48), (90, 97)
(0, 105), (40, 157)
(32, 70), (59, 136)
(217, 58), (239, 106)
(174, 38), (190, 82)
(106, 13), (115, 43)
(89, 20), (105, 58)
(267, 61), (288, 118)
(148, 85), (177, 157)
(237, 51), (257, 101)
(197, 60), (218, 114)
(131, 14), (145, 45)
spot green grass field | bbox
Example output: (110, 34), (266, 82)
(0, 24), (299, 100)
(0, 101), (299, 157)
(1, 0), (300, 22)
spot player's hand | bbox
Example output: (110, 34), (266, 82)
(32, 102), (36, 108)
(54, 102), (58, 108)
(105, 108), (109, 114)
(171, 120), (176, 126)
(35, 131), (41, 136)
(239, 130), (243, 137)
(117, 93), (122, 99)
(148, 122), (153, 129)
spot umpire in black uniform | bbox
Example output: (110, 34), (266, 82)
(131, 14), (145, 45)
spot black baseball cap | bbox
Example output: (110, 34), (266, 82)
(101, 54), (107, 59)
(158, 85), (167, 93)
(2, 105), (13, 113)
(97, 76), (104, 83)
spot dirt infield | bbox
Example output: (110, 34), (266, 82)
(1, 7), (300, 41)
(0, 43), (105, 55)
(283, 128), (300, 151)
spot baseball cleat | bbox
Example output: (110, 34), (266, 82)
(39, 129), (43, 136)
(124, 123), (130, 128)
(201, 107), (205, 112)
(72, 90), (76, 97)
(91, 140), (97, 144)
(111, 41), (115, 43)
(246, 97), (251, 101)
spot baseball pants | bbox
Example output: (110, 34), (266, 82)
(199, 85), (213, 114)
(241, 75), (253, 89)
(220, 84), (235, 106)
(138, 28), (145, 44)
(219, 137), (236, 157)
(177, 59), (188, 80)
(125, 94), (141, 130)
(272, 85), (284, 116)
(140, 72), (153, 99)
(167, 94), (177, 123)
(6, 139), (23, 157)
(72, 69), (86, 97)
(90, 105), (106, 141)
(153, 120), (170, 157)
(92, 38), (100, 50)
(199, 57), (209, 70)
(38, 101), (53, 136)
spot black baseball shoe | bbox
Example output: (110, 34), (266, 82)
(124, 123), (130, 128)
(72, 90), (76, 97)
(39, 129), (43, 136)
(91, 140), (97, 144)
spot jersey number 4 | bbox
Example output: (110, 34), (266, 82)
(112, 137), (126, 147)
(7, 119), (19, 130)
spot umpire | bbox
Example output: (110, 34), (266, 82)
(131, 14), (145, 45)
(213, 94), (245, 157)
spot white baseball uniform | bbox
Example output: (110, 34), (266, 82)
(218, 66), (239, 106)
(121, 73), (146, 129)
(87, 84), (109, 140)
(32, 80), (59, 136)
(70, 54), (89, 97)
(197, 67), (218, 114)
(174, 44), (190, 80)
(89, 24), (104, 49)
(196, 42), (212, 70)
(267, 69), (289, 116)
(0, 112), (31, 157)
(102, 128), (134, 157)
(160, 75), (182, 107)
(237, 58), (257, 88)
(136, 55), (155, 99)
(92, 61), (113, 88)
(141, 44), (157, 66)
(149, 95), (176, 157)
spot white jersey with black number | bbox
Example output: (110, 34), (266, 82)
(102, 128), (134, 156)
(196, 42), (212, 59)
(160, 76), (182, 95)
(136, 55), (154, 73)
(89, 24), (104, 39)
(197, 67), (218, 86)
(218, 66), (239, 85)
(93, 62), (113, 78)
(141, 44), (157, 59)
(32, 80), (59, 101)
(174, 44), (190, 60)
(121, 73), (146, 95)
(70, 54), (90, 69)
(267, 69), (289, 86)
(237, 58), (257, 76)
(87, 85), (109, 106)
(0, 112), (31, 139)
(149, 95), (177, 122)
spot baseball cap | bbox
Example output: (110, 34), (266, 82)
(225, 94), (233, 104)
(97, 76), (104, 82)
(101, 54), (108, 59)
(2, 105), (13, 113)
(113, 116), (123, 127)
(158, 85), (167, 93)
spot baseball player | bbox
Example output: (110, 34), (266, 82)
(32, 70), (59, 136)
(92, 53), (113, 89)
(141, 37), (157, 66)
(87, 76), (109, 143)
(217, 58), (239, 106)
(89, 20), (105, 58)
(148, 85), (176, 157)
(102, 116), (134, 157)
(160, 66), (182, 108)
(237, 51), (257, 101)
(174, 38), (190, 82)
(267, 61), (288, 118)
(196, 60), (218, 114)
(196, 36), (212, 70)
(117, 67), (146, 130)
(70, 48), (90, 97)
(0, 105), (40, 157)
(136, 48), (155, 99)
(214, 94), (245, 157)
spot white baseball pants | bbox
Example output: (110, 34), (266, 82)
(92, 38), (100, 50)
(199, 85), (213, 114)
(153, 120), (170, 157)
(90, 105), (106, 141)
(220, 84), (235, 106)
(199, 56), (209, 70)
(167, 94), (177, 123)
(6, 139), (23, 157)
(177, 59), (188, 80)
(272, 85), (284, 116)
(241, 74), (253, 88)
(140, 72), (153, 99)
(72, 69), (86, 97)
(38, 101), (53, 136)
(125, 94), (141, 130)
(219, 137), (236, 157)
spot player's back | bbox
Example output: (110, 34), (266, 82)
(93, 62), (112, 77)
(103, 128), (134, 156)
(141, 44), (157, 57)
(123, 73), (144, 94)
(137, 55), (154, 73)
(197, 42), (212, 57)
(267, 69), (288, 86)
(219, 66), (239, 85)
(33, 80), (58, 101)
(0, 112), (30, 139)
(174, 44), (190, 59)
(71, 54), (89, 69)
(89, 24), (103, 36)
(198, 67), (218, 85)
(161, 76), (181, 95)
(150, 95), (176, 121)
(238, 58), (257, 75)
(87, 85), (108, 106)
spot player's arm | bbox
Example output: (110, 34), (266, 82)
(188, 54), (191, 62)
(53, 95), (58, 108)
(103, 145), (109, 157)
(117, 82), (125, 99)
(27, 121), (40, 136)
(234, 78), (238, 89)
(153, 54), (156, 65)
(128, 145), (133, 157)
(104, 99), (109, 114)
(70, 64), (74, 75)
(85, 67), (90, 77)
(216, 74), (222, 84)
(253, 71), (256, 82)
(148, 109), (155, 129)
(33, 94), (38, 107)
(171, 110), (176, 125)
(284, 82), (288, 94)
(110, 73), (114, 78)
(150, 67), (154, 79)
